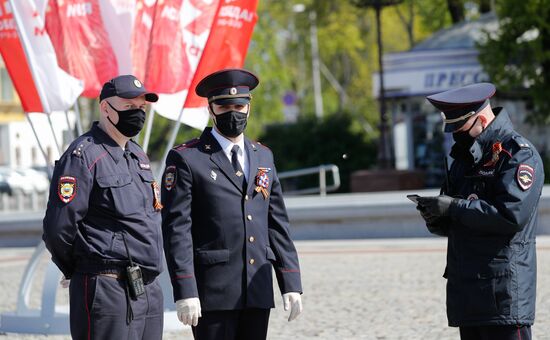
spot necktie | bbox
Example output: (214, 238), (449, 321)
(231, 145), (247, 189)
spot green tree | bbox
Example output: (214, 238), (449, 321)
(260, 113), (376, 192)
(477, 0), (550, 122)
(144, 0), (462, 167)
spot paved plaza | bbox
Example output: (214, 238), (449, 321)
(1, 237), (550, 339)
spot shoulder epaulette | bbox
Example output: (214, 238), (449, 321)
(512, 135), (531, 149)
(174, 138), (200, 151)
(255, 141), (270, 150)
(70, 136), (94, 158)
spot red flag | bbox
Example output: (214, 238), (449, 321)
(130, 0), (156, 82)
(141, 0), (192, 93)
(0, 2), (43, 112)
(45, 0), (118, 98)
(184, 0), (259, 108)
(0, 0), (82, 112)
(146, 0), (219, 129)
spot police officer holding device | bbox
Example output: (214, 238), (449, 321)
(43, 75), (164, 340)
(415, 83), (543, 340)
(162, 68), (303, 340)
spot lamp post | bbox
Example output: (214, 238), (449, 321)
(352, 0), (402, 169)
(292, 4), (324, 120)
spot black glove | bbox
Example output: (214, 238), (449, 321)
(417, 195), (457, 218)
(426, 220), (449, 236)
(416, 205), (439, 224)
(416, 204), (449, 236)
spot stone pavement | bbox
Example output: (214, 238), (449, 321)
(1, 237), (550, 339)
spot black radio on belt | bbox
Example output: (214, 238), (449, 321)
(126, 265), (145, 298)
(122, 234), (145, 298)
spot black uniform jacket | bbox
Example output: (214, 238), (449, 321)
(429, 109), (544, 327)
(161, 127), (302, 311)
(43, 123), (163, 279)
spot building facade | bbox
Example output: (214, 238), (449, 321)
(0, 58), (73, 169)
(373, 13), (547, 187)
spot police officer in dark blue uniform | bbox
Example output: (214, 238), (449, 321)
(162, 68), (303, 340)
(416, 83), (543, 340)
(43, 75), (164, 340)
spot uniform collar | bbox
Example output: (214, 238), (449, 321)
(451, 108), (513, 164)
(91, 122), (126, 163)
(210, 126), (245, 158)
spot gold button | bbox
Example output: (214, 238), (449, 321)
(249, 236), (255, 242)
(247, 215), (252, 221)
(249, 258), (255, 265)
(245, 195), (249, 200)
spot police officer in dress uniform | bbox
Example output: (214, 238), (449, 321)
(162, 68), (303, 340)
(43, 75), (164, 340)
(416, 83), (543, 340)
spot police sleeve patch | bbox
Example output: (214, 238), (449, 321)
(164, 166), (176, 191)
(517, 164), (534, 191)
(58, 176), (77, 203)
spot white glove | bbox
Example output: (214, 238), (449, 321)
(60, 277), (70, 289)
(176, 297), (202, 327)
(282, 292), (302, 322)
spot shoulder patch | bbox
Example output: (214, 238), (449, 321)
(58, 176), (77, 203)
(174, 138), (200, 151)
(517, 164), (535, 191)
(164, 165), (177, 191)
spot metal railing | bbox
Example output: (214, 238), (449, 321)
(279, 164), (340, 196)
(0, 191), (48, 212)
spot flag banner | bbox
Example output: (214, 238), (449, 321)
(130, 0), (156, 81)
(99, 0), (136, 75)
(148, 0), (220, 129)
(0, 2), (43, 112)
(45, 0), (119, 98)
(1, 0), (83, 113)
(184, 0), (258, 109)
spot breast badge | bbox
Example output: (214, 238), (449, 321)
(152, 181), (163, 211)
(255, 167), (271, 199)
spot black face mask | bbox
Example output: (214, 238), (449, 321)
(106, 101), (146, 137)
(213, 109), (248, 138)
(452, 117), (480, 148)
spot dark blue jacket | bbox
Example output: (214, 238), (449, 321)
(428, 109), (543, 327)
(161, 128), (302, 311)
(43, 123), (163, 279)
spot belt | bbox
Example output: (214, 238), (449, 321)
(96, 269), (156, 285)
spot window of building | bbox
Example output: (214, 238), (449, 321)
(1, 68), (14, 102)
(15, 146), (21, 167)
(47, 146), (53, 164)
(31, 147), (37, 166)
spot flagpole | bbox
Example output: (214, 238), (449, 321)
(139, 2), (159, 154)
(9, 0), (51, 114)
(64, 110), (75, 140)
(73, 99), (83, 135)
(156, 106), (185, 180)
(142, 106), (155, 153)
(26, 113), (53, 178)
(47, 113), (62, 154)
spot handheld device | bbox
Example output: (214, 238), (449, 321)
(126, 265), (145, 298)
(122, 233), (145, 298)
